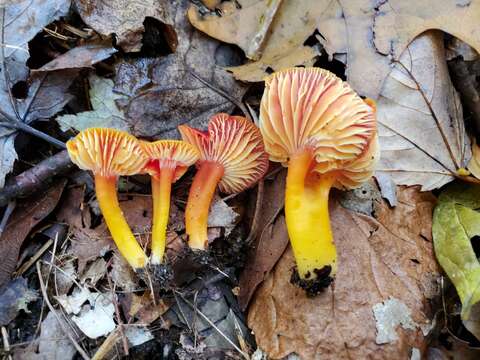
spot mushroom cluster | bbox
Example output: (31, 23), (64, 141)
(66, 67), (377, 295)
(66, 115), (268, 272)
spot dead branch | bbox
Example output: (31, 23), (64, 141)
(0, 150), (74, 207)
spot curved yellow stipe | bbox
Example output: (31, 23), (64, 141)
(285, 150), (337, 279)
(95, 175), (147, 269)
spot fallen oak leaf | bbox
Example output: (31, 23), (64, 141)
(0, 180), (66, 287)
(376, 31), (470, 190)
(56, 75), (130, 132)
(249, 188), (439, 359)
(432, 182), (480, 322)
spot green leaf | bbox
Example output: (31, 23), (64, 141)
(56, 75), (129, 132)
(433, 183), (480, 319)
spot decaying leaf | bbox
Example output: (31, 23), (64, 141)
(56, 75), (130, 132)
(113, 0), (247, 139)
(248, 188), (439, 359)
(432, 183), (480, 320)
(238, 170), (288, 310)
(188, 0), (323, 81)
(376, 32), (470, 190)
(35, 41), (117, 72)
(18, 311), (77, 360)
(188, 0), (480, 97)
(71, 292), (116, 339)
(468, 141), (480, 179)
(0, 180), (66, 287)
(0, 0), (76, 185)
(74, 0), (175, 52)
(0, 277), (38, 326)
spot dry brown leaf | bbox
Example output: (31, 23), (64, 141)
(114, 0), (247, 139)
(35, 41), (117, 72)
(248, 187), (439, 359)
(238, 170), (288, 310)
(55, 186), (88, 229)
(74, 0), (175, 52)
(189, 0), (480, 97)
(188, 0), (323, 82)
(0, 180), (66, 287)
(376, 32), (470, 190)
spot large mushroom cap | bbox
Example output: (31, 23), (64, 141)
(260, 67), (377, 188)
(141, 140), (199, 181)
(179, 113), (269, 193)
(67, 128), (148, 177)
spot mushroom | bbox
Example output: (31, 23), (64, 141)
(260, 67), (378, 294)
(141, 140), (199, 264)
(179, 113), (269, 250)
(66, 128), (148, 269)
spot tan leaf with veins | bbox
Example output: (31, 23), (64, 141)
(248, 188), (439, 359)
(376, 32), (470, 190)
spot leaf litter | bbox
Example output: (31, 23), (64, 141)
(2, 0), (480, 358)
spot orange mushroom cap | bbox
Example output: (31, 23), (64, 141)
(141, 140), (200, 181)
(178, 113), (269, 193)
(67, 128), (148, 177)
(260, 67), (377, 188)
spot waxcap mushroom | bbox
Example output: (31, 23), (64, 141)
(67, 128), (148, 269)
(179, 113), (269, 250)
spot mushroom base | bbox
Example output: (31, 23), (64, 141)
(290, 265), (334, 297)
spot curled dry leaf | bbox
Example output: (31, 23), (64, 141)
(0, 180), (66, 287)
(248, 188), (439, 359)
(189, 0), (480, 98)
(376, 32), (470, 190)
(74, 0), (175, 52)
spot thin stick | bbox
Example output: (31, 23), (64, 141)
(91, 328), (121, 360)
(106, 274), (129, 356)
(0, 200), (15, 238)
(14, 239), (53, 277)
(188, 70), (251, 120)
(36, 262), (91, 360)
(1, 327), (12, 360)
(246, 180), (264, 244)
(175, 291), (249, 359)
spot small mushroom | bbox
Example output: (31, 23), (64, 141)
(67, 128), (148, 269)
(179, 113), (269, 250)
(141, 140), (199, 264)
(260, 67), (378, 294)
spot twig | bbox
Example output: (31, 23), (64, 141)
(0, 150), (74, 207)
(106, 274), (129, 356)
(14, 239), (53, 277)
(0, 200), (15, 237)
(91, 328), (121, 360)
(188, 70), (251, 120)
(246, 180), (264, 244)
(1, 327), (12, 360)
(36, 262), (91, 360)
(175, 291), (249, 359)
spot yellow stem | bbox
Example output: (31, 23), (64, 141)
(185, 162), (224, 250)
(150, 168), (174, 264)
(95, 175), (147, 269)
(285, 150), (337, 279)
